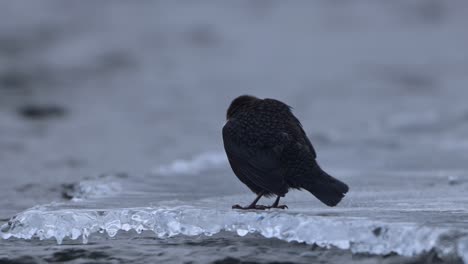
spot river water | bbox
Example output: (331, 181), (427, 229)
(1, 1), (468, 263)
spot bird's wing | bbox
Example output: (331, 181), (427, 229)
(300, 125), (317, 158)
(267, 98), (317, 158)
(222, 121), (288, 195)
(289, 115), (317, 158)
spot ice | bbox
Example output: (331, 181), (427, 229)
(3, 168), (468, 262)
(70, 180), (122, 201)
(62, 174), (124, 201)
(1, 205), (468, 261)
(153, 151), (228, 176)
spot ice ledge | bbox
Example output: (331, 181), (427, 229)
(1, 206), (467, 262)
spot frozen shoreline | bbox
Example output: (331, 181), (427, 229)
(2, 182), (468, 262)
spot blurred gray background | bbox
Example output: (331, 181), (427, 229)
(2, 2), (468, 263)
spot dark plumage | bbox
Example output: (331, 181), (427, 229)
(223, 95), (349, 210)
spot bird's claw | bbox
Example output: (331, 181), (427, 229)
(232, 204), (268, 210)
(272, 205), (288, 209)
(232, 204), (288, 210)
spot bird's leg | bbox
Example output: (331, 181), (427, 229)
(232, 191), (267, 210)
(271, 196), (280, 207)
(268, 196), (288, 209)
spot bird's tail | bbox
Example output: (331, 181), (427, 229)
(301, 163), (349, 207)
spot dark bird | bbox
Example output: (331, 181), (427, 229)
(222, 95), (349, 210)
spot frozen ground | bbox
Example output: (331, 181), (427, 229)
(1, 1), (468, 263)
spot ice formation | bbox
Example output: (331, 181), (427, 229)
(62, 178), (123, 201)
(1, 206), (467, 262)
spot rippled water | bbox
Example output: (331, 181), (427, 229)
(1, 1), (468, 263)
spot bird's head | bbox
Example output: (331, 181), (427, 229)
(226, 95), (258, 120)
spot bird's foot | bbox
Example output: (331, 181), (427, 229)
(232, 204), (268, 210)
(232, 204), (288, 210)
(269, 204), (288, 209)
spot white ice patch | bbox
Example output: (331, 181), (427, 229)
(153, 151), (228, 176)
(70, 180), (122, 201)
(63, 174), (124, 201)
(1, 206), (467, 261)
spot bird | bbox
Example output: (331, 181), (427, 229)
(222, 95), (349, 210)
